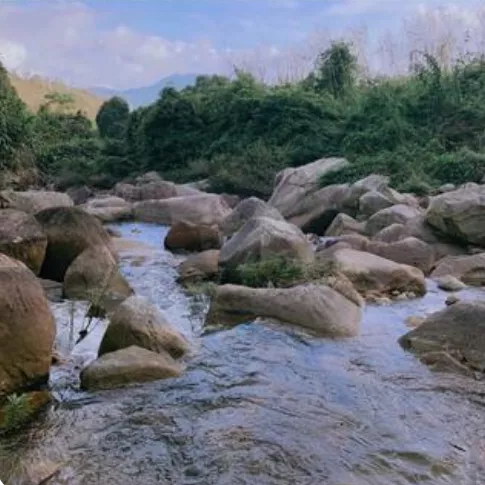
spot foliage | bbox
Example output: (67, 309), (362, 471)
(0, 62), (34, 171)
(236, 255), (305, 288)
(1, 394), (32, 432)
(6, 46), (485, 196)
(96, 96), (130, 139)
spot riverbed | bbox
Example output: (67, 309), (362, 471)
(2, 222), (485, 485)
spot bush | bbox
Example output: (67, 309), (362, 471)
(236, 255), (305, 288)
(1, 394), (32, 432)
(427, 148), (485, 185)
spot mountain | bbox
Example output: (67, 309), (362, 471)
(9, 73), (104, 121)
(90, 74), (198, 109)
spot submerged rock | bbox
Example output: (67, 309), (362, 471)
(80, 346), (183, 391)
(205, 283), (362, 337)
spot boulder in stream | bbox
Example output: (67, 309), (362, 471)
(399, 300), (485, 374)
(98, 295), (189, 359)
(81, 346), (183, 391)
(0, 189), (73, 214)
(0, 254), (55, 396)
(205, 282), (363, 337)
(35, 206), (114, 282)
(164, 221), (222, 252)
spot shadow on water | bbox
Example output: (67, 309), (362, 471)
(2, 222), (485, 484)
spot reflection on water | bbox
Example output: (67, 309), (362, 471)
(2, 222), (485, 485)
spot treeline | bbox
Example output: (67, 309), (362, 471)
(3, 43), (485, 196)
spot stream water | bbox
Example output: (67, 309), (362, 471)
(2, 222), (485, 485)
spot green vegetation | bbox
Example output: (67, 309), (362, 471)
(1, 394), (32, 432)
(237, 255), (305, 288)
(3, 42), (485, 194)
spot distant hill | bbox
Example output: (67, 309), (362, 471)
(9, 73), (104, 121)
(91, 74), (198, 109)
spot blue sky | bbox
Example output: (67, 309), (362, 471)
(0, 0), (479, 89)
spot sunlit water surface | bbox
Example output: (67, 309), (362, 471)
(2, 222), (485, 485)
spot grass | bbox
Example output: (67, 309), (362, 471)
(1, 394), (33, 433)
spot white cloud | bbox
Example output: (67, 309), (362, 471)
(0, 1), (226, 89)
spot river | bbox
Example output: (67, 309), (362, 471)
(2, 222), (485, 485)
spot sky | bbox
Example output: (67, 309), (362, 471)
(0, 0), (481, 89)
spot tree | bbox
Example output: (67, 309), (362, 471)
(313, 41), (358, 98)
(0, 61), (33, 170)
(95, 96), (130, 139)
(41, 92), (75, 113)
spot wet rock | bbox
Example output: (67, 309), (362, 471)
(35, 206), (113, 282)
(98, 295), (189, 359)
(80, 346), (183, 391)
(0, 255), (55, 396)
(177, 250), (220, 284)
(365, 204), (422, 236)
(431, 253), (485, 286)
(324, 213), (365, 237)
(367, 237), (435, 274)
(399, 301), (485, 373)
(405, 315), (425, 328)
(0, 190), (73, 214)
(220, 197), (284, 237)
(205, 283), (362, 337)
(434, 275), (466, 292)
(445, 294), (460, 306)
(164, 221), (222, 252)
(63, 244), (133, 303)
(66, 185), (93, 205)
(81, 196), (133, 222)
(134, 194), (231, 226)
(317, 248), (426, 299)
(219, 217), (314, 276)
(426, 184), (485, 245)
(0, 209), (47, 275)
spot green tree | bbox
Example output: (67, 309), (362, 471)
(313, 41), (358, 98)
(0, 61), (33, 170)
(96, 96), (130, 139)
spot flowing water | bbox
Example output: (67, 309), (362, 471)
(2, 222), (485, 485)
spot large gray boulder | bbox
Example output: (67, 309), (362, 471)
(0, 190), (73, 214)
(0, 209), (47, 275)
(0, 255), (55, 396)
(63, 244), (133, 303)
(365, 204), (422, 236)
(367, 237), (436, 274)
(205, 282), (363, 337)
(219, 217), (314, 271)
(98, 296), (189, 359)
(177, 250), (220, 285)
(80, 346), (183, 391)
(134, 194), (231, 226)
(431, 253), (485, 286)
(269, 157), (349, 216)
(426, 184), (485, 245)
(317, 247), (426, 298)
(220, 197), (284, 237)
(115, 180), (200, 202)
(35, 206), (114, 282)
(399, 301), (485, 373)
